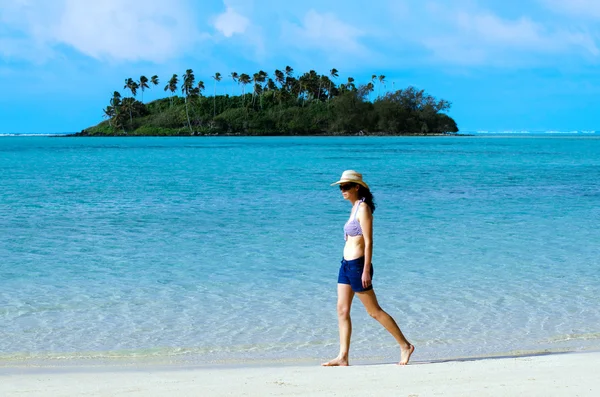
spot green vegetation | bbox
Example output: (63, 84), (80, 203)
(83, 68), (459, 136)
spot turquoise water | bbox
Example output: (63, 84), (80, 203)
(1, 136), (599, 366)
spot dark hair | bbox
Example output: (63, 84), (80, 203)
(358, 185), (376, 213)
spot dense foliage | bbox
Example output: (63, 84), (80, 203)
(83, 68), (458, 136)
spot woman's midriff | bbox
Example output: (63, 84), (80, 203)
(343, 235), (365, 261)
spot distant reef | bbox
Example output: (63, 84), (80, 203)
(79, 68), (459, 137)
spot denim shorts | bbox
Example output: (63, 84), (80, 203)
(338, 256), (374, 292)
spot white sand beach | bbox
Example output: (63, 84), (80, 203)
(2, 352), (599, 396)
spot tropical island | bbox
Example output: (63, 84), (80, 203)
(79, 67), (459, 136)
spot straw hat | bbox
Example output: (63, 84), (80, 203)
(330, 170), (369, 189)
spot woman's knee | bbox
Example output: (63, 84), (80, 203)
(337, 304), (351, 318)
(367, 307), (384, 320)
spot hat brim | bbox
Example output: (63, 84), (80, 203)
(330, 180), (369, 189)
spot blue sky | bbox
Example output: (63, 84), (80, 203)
(1, 0), (599, 133)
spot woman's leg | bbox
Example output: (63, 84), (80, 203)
(322, 283), (355, 366)
(356, 289), (415, 365)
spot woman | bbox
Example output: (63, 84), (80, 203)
(322, 170), (414, 366)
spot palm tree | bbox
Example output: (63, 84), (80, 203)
(317, 71), (324, 101)
(181, 69), (196, 134)
(148, 75), (159, 103)
(110, 91), (122, 107)
(285, 66), (294, 78)
(113, 89), (134, 132)
(298, 71), (318, 104)
(297, 74), (308, 106)
(108, 91), (125, 133)
(284, 66), (296, 96)
(304, 69), (320, 101)
(345, 77), (355, 92)
(258, 70), (268, 108)
(378, 75), (386, 99)
(212, 72), (222, 117)
(164, 74), (178, 107)
(273, 69), (286, 107)
(328, 68), (338, 101)
(274, 69), (285, 88)
(238, 73), (251, 106)
(370, 75), (377, 101)
(320, 75), (331, 100)
(102, 106), (115, 128)
(121, 97), (136, 131)
(124, 78), (139, 98)
(253, 81), (263, 104)
(229, 72), (239, 96)
(365, 82), (375, 98)
(252, 71), (267, 107)
(139, 76), (149, 102)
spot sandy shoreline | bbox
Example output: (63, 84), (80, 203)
(2, 352), (598, 396)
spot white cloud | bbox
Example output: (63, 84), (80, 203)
(459, 11), (594, 53)
(0, 0), (206, 63)
(210, 2), (266, 60)
(282, 10), (366, 54)
(402, 3), (599, 66)
(213, 6), (250, 37)
(541, 0), (600, 19)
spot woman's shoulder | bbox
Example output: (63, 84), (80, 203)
(357, 201), (372, 216)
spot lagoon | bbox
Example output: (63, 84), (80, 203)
(1, 135), (599, 366)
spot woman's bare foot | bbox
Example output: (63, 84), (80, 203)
(321, 356), (349, 366)
(398, 344), (414, 365)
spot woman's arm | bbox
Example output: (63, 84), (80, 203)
(359, 203), (373, 288)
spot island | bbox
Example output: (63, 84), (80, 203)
(77, 68), (459, 136)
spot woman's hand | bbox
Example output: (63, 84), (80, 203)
(362, 270), (372, 289)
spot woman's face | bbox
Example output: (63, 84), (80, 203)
(339, 183), (359, 201)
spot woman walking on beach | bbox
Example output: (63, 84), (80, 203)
(323, 170), (414, 366)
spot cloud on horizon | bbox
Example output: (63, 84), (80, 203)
(281, 10), (365, 54)
(541, 0), (600, 19)
(396, 2), (600, 66)
(0, 0), (207, 63)
(1, 0), (599, 69)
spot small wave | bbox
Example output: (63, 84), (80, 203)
(547, 332), (600, 343)
(468, 130), (598, 135)
(469, 130), (533, 135)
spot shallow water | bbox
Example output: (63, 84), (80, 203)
(1, 136), (599, 366)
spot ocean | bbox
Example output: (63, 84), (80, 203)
(1, 135), (599, 367)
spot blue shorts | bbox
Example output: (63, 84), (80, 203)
(338, 256), (374, 292)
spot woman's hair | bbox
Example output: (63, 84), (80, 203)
(358, 185), (376, 213)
